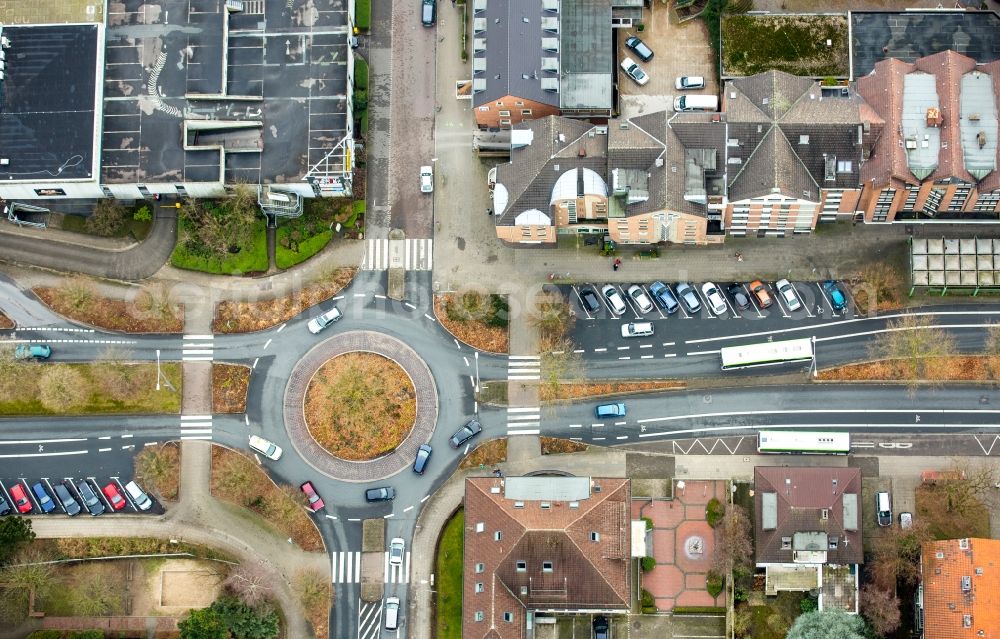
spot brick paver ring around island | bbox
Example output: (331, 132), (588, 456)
(283, 330), (438, 482)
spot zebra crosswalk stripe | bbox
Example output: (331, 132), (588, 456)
(507, 406), (541, 436)
(180, 415), (213, 440)
(362, 239), (433, 271)
(182, 334), (214, 362)
(332, 551), (362, 583)
(383, 551), (410, 583)
(507, 355), (540, 381)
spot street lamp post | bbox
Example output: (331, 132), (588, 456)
(810, 335), (817, 378)
(474, 351), (480, 393)
(155, 349), (161, 391)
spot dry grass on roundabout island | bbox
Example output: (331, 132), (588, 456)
(304, 352), (416, 461)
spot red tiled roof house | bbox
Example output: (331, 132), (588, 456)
(918, 537), (1000, 638)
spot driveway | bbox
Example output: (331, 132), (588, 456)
(618, 6), (718, 118)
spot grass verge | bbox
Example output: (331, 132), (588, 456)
(210, 446), (324, 551)
(276, 229), (333, 269)
(818, 356), (999, 382)
(34, 283), (183, 333)
(171, 218), (269, 275)
(294, 569), (332, 639)
(134, 442), (181, 501)
(459, 439), (507, 470)
(213, 267), (356, 333)
(0, 361), (181, 416)
(213, 363), (252, 413)
(541, 379), (684, 402)
(434, 509), (464, 639)
(540, 437), (588, 455)
(35, 537), (235, 561)
(304, 353), (415, 461)
(433, 293), (509, 353)
(0, 311), (12, 330)
(355, 0), (371, 30)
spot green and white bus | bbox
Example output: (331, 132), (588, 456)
(757, 430), (850, 454)
(720, 337), (813, 370)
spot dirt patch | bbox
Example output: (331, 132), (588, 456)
(818, 356), (999, 382)
(133, 442), (181, 501)
(213, 267), (356, 333)
(304, 352), (416, 461)
(459, 439), (507, 470)
(213, 363), (251, 413)
(34, 284), (183, 333)
(160, 569), (224, 607)
(0, 311), (13, 330)
(433, 294), (509, 354)
(541, 379), (685, 402)
(721, 14), (849, 77)
(541, 437), (588, 455)
(210, 446), (325, 551)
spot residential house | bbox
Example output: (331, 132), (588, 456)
(490, 112), (728, 246)
(722, 70), (879, 237)
(472, 0), (639, 130)
(754, 467), (862, 613)
(462, 476), (631, 639)
(917, 537), (1000, 638)
(856, 51), (1000, 221)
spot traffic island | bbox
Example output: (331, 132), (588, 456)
(283, 331), (438, 481)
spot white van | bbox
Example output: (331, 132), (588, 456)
(673, 94), (718, 112)
(124, 480), (152, 511)
(876, 491), (891, 527)
(384, 597), (400, 630)
(621, 322), (654, 338)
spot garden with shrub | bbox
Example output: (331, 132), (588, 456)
(171, 186), (268, 275)
(353, 56), (369, 135)
(434, 292), (509, 353)
(275, 198), (364, 269)
(60, 201), (154, 241)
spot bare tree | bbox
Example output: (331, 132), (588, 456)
(224, 562), (273, 607)
(711, 504), (754, 577)
(134, 284), (181, 323)
(55, 276), (97, 312)
(134, 443), (181, 501)
(539, 339), (585, 400)
(985, 324), (1000, 380)
(529, 292), (576, 351)
(38, 366), (89, 411)
(69, 564), (125, 616)
(293, 568), (332, 611)
(852, 262), (903, 316)
(871, 521), (931, 590)
(867, 315), (955, 388)
(85, 200), (129, 237)
(859, 584), (901, 636)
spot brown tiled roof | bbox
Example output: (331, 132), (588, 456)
(754, 467), (863, 565)
(922, 538), (1000, 639)
(915, 50), (978, 184)
(857, 57), (918, 187)
(462, 477), (631, 639)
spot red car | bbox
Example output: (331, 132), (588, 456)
(9, 484), (32, 514)
(300, 481), (325, 512)
(102, 483), (126, 511)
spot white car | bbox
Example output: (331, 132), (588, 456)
(701, 282), (728, 315)
(420, 165), (433, 193)
(775, 279), (802, 311)
(307, 306), (342, 334)
(620, 56), (649, 86)
(626, 285), (654, 314)
(389, 537), (405, 566)
(601, 285), (627, 315)
(249, 435), (283, 461)
(675, 76), (705, 90)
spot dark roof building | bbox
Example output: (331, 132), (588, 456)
(463, 476), (631, 639)
(0, 24), (101, 194)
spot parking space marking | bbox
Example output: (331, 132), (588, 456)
(642, 284), (669, 319)
(742, 283), (766, 318)
(571, 286), (595, 320)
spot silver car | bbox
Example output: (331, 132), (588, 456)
(775, 279), (802, 311)
(626, 285), (653, 314)
(307, 307), (342, 334)
(674, 283), (701, 313)
(701, 282), (728, 315)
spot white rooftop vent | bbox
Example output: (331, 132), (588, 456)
(474, 17), (486, 32)
(541, 17), (558, 32)
(541, 77), (559, 92)
(474, 38), (486, 52)
(0, 37), (10, 49)
(542, 37), (559, 52)
(542, 57), (558, 72)
(542, 0), (559, 11)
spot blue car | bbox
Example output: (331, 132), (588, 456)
(648, 281), (679, 314)
(823, 281), (847, 311)
(595, 403), (626, 418)
(31, 482), (56, 513)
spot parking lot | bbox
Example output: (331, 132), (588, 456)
(0, 476), (160, 516)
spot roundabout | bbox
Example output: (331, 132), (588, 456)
(283, 330), (438, 482)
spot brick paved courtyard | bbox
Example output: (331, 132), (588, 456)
(633, 480), (728, 611)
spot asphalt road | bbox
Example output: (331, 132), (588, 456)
(6, 269), (1000, 639)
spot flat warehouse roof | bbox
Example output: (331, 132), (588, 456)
(0, 24), (99, 182)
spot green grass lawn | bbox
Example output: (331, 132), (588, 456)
(171, 219), (269, 275)
(275, 198), (361, 269)
(354, 56), (369, 90)
(276, 228), (333, 269)
(0, 363), (182, 416)
(746, 591), (807, 639)
(435, 509), (464, 639)
(355, 0), (371, 30)
(721, 14), (849, 77)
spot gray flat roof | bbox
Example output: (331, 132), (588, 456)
(852, 11), (1000, 78)
(101, 0), (348, 185)
(504, 476), (592, 501)
(560, 0), (612, 110)
(0, 24), (99, 183)
(960, 70), (998, 180)
(902, 72), (940, 180)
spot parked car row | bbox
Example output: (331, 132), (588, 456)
(576, 279), (849, 320)
(0, 478), (152, 516)
(292, 419), (485, 515)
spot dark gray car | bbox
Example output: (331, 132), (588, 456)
(365, 486), (397, 502)
(54, 483), (81, 516)
(624, 36), (654, 62)
(76, 480), (105, 516)
(449, 419), (483, 448)
(413, 444), (432, 475)
(674, 283), (701, 313)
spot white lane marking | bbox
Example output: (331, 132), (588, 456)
(99, 436), (111, 440)
(421, 495), (430, 503)
(616, 435), (629, 440)
(403, 506), (414, 513)
(245, 415), (250, 426)
(384, 513), (394, 519)
(144, 441), (159, 447)
(0, 450), (88, 458)
(454, 338), (460, 349)
(508, 407), (541, 413)
(617, 346), (630, 351)
(508, 375), (541, 380)
(332, 295), (345, 301)
(463, 356), (469, 366)
(0, 438), (87, 444)
(99, 447), (112, 452)
(325, 514), (337, 520)
(638, 421), (1000, 440)
(264, 338), (273, 349)
(121, 434), (133, 439)
(509, 429), (541, 435)
(815, 323), (996, 343)
(404, 302), (416, 310)
(183, 334), (214, 340)
(640, 344), (653, 349)
(182, 349), (213, 355)
(662, 342), (675, 347)
(276, 323), (286, 333)
(508, 414), (542, 421)
(375, 294), (386, 300)
(594, 347), (607, 352)
(354, 293), (366, 298)
(181, 415), (212, 420)
(664, 353), (677, 358)
(614, 421), (627, 426)
(252, 358), (259, 369)
(618, 356), (630, 360)
(685, 350), (720, 356)
(637, 408), (1000, 426)
(180, 436), (213, 440)
(508, 355), (542, 360)
(641, 355), (653, 359)
(574, 349), (585, 353)
(569, 424), (583, 428)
